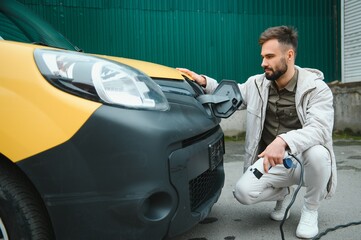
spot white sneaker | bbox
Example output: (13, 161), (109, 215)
(270, 187), (295, 221)
(296, 206), (319, 239)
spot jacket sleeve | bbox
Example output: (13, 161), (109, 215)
(202, 75), (219, 93)
(279, 80), (334, 155)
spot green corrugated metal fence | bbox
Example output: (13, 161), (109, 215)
(19, 0), (340, 83)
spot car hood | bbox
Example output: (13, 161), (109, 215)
(100, 55), (185, 80)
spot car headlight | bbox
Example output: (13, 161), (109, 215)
(34, 49), (169, 111)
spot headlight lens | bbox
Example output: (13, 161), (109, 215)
(34, 49), (169, 111)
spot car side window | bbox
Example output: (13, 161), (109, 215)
(0, 11), (31, 43)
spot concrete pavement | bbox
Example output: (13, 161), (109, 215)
(173, 139), (361, 240)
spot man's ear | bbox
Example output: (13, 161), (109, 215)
(287, 49), (295, 61)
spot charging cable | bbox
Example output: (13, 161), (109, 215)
(279, 153), (303, 240)
(279, 153), (361, 240)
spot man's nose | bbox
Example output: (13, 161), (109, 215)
(261, 58), (268, 68)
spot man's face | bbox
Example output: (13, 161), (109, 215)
(261, 39), (288, 81)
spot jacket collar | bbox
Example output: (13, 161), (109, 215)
(295, 66), (324, 94)
(254, 66), (324, 95)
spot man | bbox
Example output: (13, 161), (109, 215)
(177, 25), (337, 239)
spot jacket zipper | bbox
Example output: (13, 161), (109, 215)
(251, 79), (264, 163)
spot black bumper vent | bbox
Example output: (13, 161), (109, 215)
(189, 166), (219, 211)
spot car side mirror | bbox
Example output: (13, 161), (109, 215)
(197, 80), (242, 118)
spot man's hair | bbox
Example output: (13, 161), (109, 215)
(259, 26), (298, 55)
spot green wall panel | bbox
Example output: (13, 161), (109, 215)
(19, 0), (340, 83)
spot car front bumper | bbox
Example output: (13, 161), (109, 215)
(18, 102), (225, 239)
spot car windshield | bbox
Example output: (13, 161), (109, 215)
(0, 0), (80, 51)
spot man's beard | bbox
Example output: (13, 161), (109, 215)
(264, 58), (288, 81)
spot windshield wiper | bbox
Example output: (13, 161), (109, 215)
(32, 41), (50, 47)
(32, 41), (83, 52)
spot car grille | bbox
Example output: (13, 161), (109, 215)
(189, 166), (219, 211)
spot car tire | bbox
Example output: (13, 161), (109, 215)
(0, 159), (54, 240)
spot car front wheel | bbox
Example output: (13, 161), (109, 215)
(0, 159), (54, 240)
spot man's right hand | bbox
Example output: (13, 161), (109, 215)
(258, 136), (288, 173)
(176, 68), (207, 87)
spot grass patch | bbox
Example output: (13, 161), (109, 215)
(224, 129), (361, 142)
(224, 133), (245, 142)
(333, 128), (361, 140)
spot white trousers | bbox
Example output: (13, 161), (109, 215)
(233, 145), (331, 210)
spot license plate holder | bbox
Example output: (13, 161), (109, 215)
(208, 135), (225, 170)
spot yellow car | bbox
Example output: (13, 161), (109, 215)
(0, 0), (241, 239)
